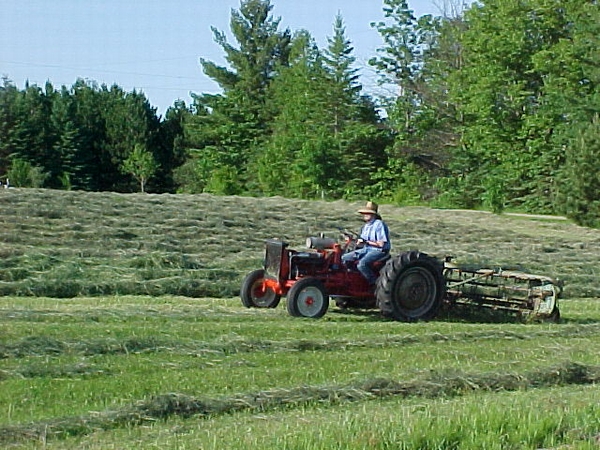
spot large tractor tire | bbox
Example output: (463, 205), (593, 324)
(240, 269), (281, 308)
(286, 277), (329, 318)
(376, 251), (445, 321)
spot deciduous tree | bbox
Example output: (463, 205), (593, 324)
(121, 143), (159, 193)
(443, 0), (582, 212)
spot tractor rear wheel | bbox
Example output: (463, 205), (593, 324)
(376, 251), (445, 321)
(240, 269), (281, 308)
(286, 277), (329, 318)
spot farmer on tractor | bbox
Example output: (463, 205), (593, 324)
(342, 201), (391, 285)
(241, 199), (560, 321)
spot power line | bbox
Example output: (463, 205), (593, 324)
(0, 60), (201, 81)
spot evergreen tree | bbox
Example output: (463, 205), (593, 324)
(70, 79), (108, 191)
(5, 82), (55, 187)
(369, 0), (442, 204)
(49, 85), (82, 189)
(156, 100), (190, 193)
(323, 14), (389, 198)
(0, 77), (22, 177)
(255, 31), (333, 197)
(185, 0), (292, 194)
(255, 19), (387, 200)
(99, 85), (161, 192)
(322, 13), (362, 134)
(6, 157), (47, 188)
(0, 76), (180, 193)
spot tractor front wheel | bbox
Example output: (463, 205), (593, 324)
(376, 251), (445, 321)
(286, 278), (329, 318)
(240, 269), (281, 308)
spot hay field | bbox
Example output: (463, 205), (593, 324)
(1, 188), (599, 298)
(1, 188), (600, 448)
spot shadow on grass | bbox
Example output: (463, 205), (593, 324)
(328, 307), (387, 322)
(332, 304), (600, 326)
(329, 304), (543, 325)
(436, 305), (534, 324)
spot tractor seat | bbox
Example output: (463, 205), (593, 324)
(372, 254), (391, 270)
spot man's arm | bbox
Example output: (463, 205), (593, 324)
(367, 221), (390, 249)
(365, 239), (385, 248)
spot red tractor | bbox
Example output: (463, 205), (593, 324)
(240, 230), (446, 321)
(240, 231), (561, 322)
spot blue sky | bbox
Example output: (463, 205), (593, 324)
(1, 0), (453, 116)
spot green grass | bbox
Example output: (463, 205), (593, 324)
(14, 386), (600, 449)
(1, 296), (600, 448)
(1, 189), (600, 448)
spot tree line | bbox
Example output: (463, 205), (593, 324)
(0, 0), (598, 227)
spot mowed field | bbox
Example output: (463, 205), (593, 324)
(1, 188), (600, 449)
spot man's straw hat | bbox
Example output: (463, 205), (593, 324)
(357, 201), (378, 215)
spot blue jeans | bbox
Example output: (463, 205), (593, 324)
(342, 247), (388, 284)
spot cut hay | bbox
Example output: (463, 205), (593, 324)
(1, 361), (598, 444)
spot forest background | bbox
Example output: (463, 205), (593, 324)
(0, 0), (598, 228)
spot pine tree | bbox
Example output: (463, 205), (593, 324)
(50, 86), (82, 189)
(323, 13), (389, 198)
(369, 0), (441, 204)
(186, 0), (292, 194)
(0, 77), (21, 177)
(254, 18), (387, 200)
(322, 13), (361, 134)
(254, 31), (333, 197)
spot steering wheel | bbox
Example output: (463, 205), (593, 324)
(339, 228), (361, 252)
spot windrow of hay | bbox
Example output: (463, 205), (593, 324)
(0, 362), (109, 380)
(1, 188), (600, 298)
(1, 361), (598, 444)
(3, 324), (600, 361)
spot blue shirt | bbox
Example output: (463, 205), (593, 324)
(360, 218), (391, 252)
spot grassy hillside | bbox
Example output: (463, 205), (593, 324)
(0, 188), (599, 298)
(1, 189), (600, 448)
